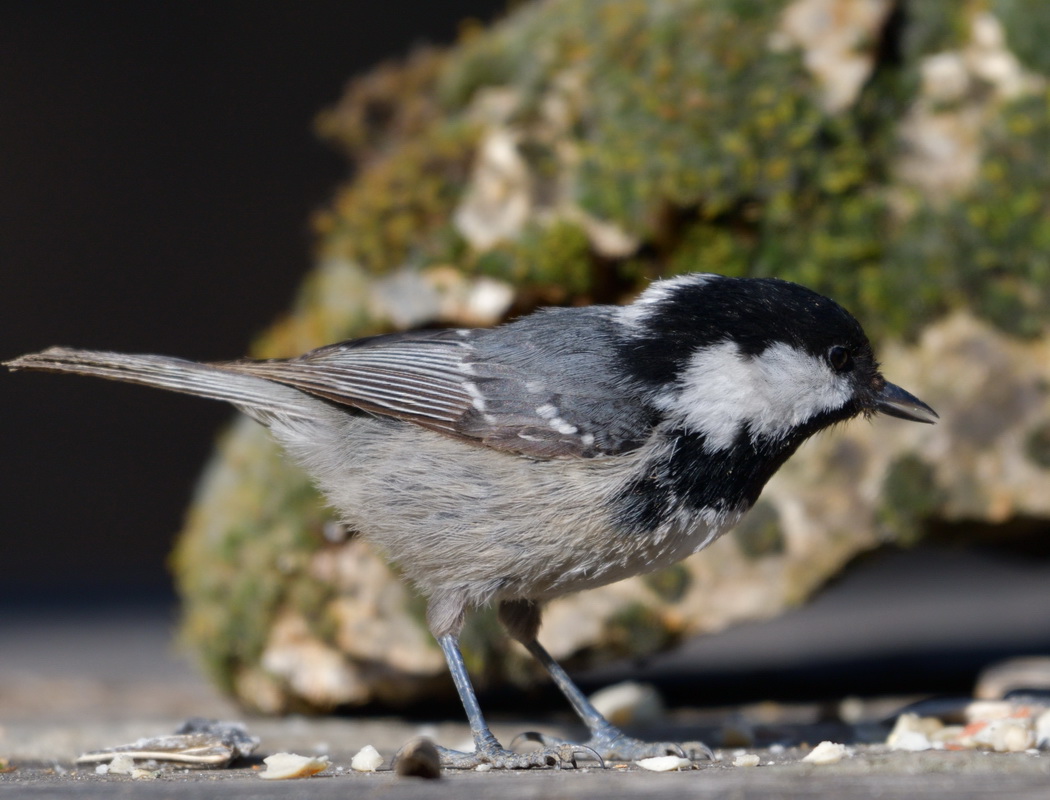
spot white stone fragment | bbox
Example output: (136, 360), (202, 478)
(258, 752), (331, 780)
(970, 719), (1036, 753)
(107, 754), (136, 775)
(801, 741), (848, 765)
(930, 726), (968, 747)
(890, 731), (936, 752)
(635, 755), (693, 772)
(350, 745), (384, 772)
(453, 129), (531, 251)
(887, 713), (942, 751)
(733, 753), (761, 767)
(775, 0), (896, 112)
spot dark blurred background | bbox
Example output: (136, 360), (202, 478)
(2, 1), (1048, 707)
(1, 0), (507, 607)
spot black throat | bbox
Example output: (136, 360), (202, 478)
(612, 421), (823, 535)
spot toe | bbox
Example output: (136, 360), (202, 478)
(435, 739), (590, 770)
(511, 731), (605, 767)
(586, 729), (714, 762)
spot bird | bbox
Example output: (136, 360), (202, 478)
(6, 273), (938, 769)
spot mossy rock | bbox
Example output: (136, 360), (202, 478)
(172, 0), (1050, 712)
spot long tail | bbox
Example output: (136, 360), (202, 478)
(5, 346), (316, 421)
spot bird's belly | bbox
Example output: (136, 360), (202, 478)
(521, 509), (738, 600)
(288, 416), (740, 607)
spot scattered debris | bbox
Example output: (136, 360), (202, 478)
(962, 716), (1035, 753)
(802, 741), (849, 765)
(258, 753), (331, 780)
(350, 744), (384, 772)
(886, 697), (1049, 753)
(393, 737), (441, 779)
(635, 755), (694, 772)
(76, 718), (259, 769)
(887, 713), (944, 751)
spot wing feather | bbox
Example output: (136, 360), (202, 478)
(220, 317), (657, 459)
(223, 330), (476, 432)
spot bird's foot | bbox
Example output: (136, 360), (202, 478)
(517, 728), (713, 763)
(435, 738), (598, 770)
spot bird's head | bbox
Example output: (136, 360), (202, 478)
(620, 274), (937, 453)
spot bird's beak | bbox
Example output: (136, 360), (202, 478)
(875, 381), (939, 424)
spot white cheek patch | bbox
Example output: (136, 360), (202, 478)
(656, 341), (853, 451)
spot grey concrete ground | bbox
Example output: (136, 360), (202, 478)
(2, 546), (1049, 797)
(2, 755), (1049, 800)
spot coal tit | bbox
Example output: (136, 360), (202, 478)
(6, 273), (937, 768)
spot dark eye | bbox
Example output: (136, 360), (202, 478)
(828, 346), (853, 372)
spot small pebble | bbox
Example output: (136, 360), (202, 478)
(802, 741), (848, 765)
(732, 753), (760, 767)
(350, 745), (384, 773)
(258, 753), (330, 780)
(889, 731), (935, 752)
(635, 755), (693, 772)
(394, 737), (441, 779)
(107, 754), (136, 775)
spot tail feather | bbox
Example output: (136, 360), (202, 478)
(5, 346), (315, 421)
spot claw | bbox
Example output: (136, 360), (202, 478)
(667, 741), (687, 758)
(510, 726), (710, 765)
(511, 731), (606, 769)
(584, 726), (714, 763)
(686, 741), (716, 761)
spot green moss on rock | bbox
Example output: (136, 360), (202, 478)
(303, 0), (1050, 340)
(643, 563), (693, 603)
(314, 123), (480, 276)
(1024, 420), (1050, 469)
(603, 602), (676, 657)
(877, 454), (943, 547)
(991, 0), (1050, 75)
(732, 500), (786, 559)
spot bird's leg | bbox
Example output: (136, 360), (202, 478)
(522, 637), (713, 761)
(500, 599), (713, 763)
(431, 632), (589, 769)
